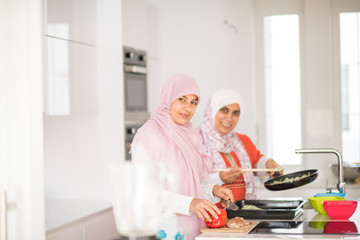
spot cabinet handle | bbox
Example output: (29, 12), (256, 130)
(0, 190), (7, 240)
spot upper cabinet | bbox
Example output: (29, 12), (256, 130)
(44, 0), (124, 201)
(44, 0), (99, 116)
(46, 0), (97, 46)
(122, 0), (149, 50)
(45, 37), (98, 115)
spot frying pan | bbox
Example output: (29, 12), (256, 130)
(264, 169), (319, 191)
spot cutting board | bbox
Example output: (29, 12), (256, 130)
(200, 220), (258, 233)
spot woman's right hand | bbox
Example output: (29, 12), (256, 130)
(219, 167), (242, 184)
(189, 198), (221, 222)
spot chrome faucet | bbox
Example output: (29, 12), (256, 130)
(295, 148), (346, 193)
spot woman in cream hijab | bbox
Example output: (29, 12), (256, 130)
(199, 89), (283, 201)
(131, 75), (234, 240)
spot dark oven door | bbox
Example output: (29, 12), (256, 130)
(124, 71), (147, 112)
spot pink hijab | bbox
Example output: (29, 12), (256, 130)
(131, 74), (212, 239)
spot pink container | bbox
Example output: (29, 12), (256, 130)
(323, 201), (358, 220)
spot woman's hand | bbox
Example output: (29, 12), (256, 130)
(212, 185), (235, 203)
(266, 159), (283, 177)
(219, 167), (242, 184)
(189, 198), (221, 222)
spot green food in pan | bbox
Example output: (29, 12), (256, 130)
(268, 173), (311, 185)
(241, 204), (262, 210)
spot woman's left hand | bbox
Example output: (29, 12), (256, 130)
(265, 159), (283, 177)
(212, 185), (235, 203)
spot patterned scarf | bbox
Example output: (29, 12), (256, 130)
(199, 89), (256, 199)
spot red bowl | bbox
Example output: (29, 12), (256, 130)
(323, 201), (358, 220)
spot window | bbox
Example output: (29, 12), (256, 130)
(264, 15), (302, 165)
(340, 12), (360, 164)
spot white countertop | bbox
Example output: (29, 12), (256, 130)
(45, 184), (360, 237)
(196, 201), (360, 240)
(45, 199), (113, 232)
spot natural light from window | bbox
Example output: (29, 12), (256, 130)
(340, 12), (360, 164)
(264, 15), (302, 165)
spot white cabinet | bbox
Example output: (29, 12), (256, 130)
(45, 0), (98, 116)
(45, 36), (98, 115)
(46, 0), (97, 45)
(83, 210), (119, 240)
(44, 0), (124, 239)
(47, 223), (83, 240)
(47, 206), (119, 240)
(44, 0), (124, 201)
(122, 0), (149, 50)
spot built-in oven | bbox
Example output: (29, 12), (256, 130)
(124, 124), (142, 161)
(123, 46), (149, 160)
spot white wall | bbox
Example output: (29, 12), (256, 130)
(147, 0), (256, 137)
(301, 0), (338, 187)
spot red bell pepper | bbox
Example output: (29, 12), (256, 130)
(205, 209), (227, 228)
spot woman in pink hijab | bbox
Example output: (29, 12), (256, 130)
(131, 74), (234, 240)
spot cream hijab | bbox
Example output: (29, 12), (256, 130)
(131, 74), (213, 239)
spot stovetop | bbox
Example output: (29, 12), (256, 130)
(249, 220), (360, 235)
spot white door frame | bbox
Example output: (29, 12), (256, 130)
(0, 0), (45, 239)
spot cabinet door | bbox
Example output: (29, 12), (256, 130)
(83, 210), (119, 240)
(47, 223), (83, 240)
(45, 36), (98, 116)
(46, 0), (97, 45)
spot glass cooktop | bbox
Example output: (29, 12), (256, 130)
(249, 220), (360, 235)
